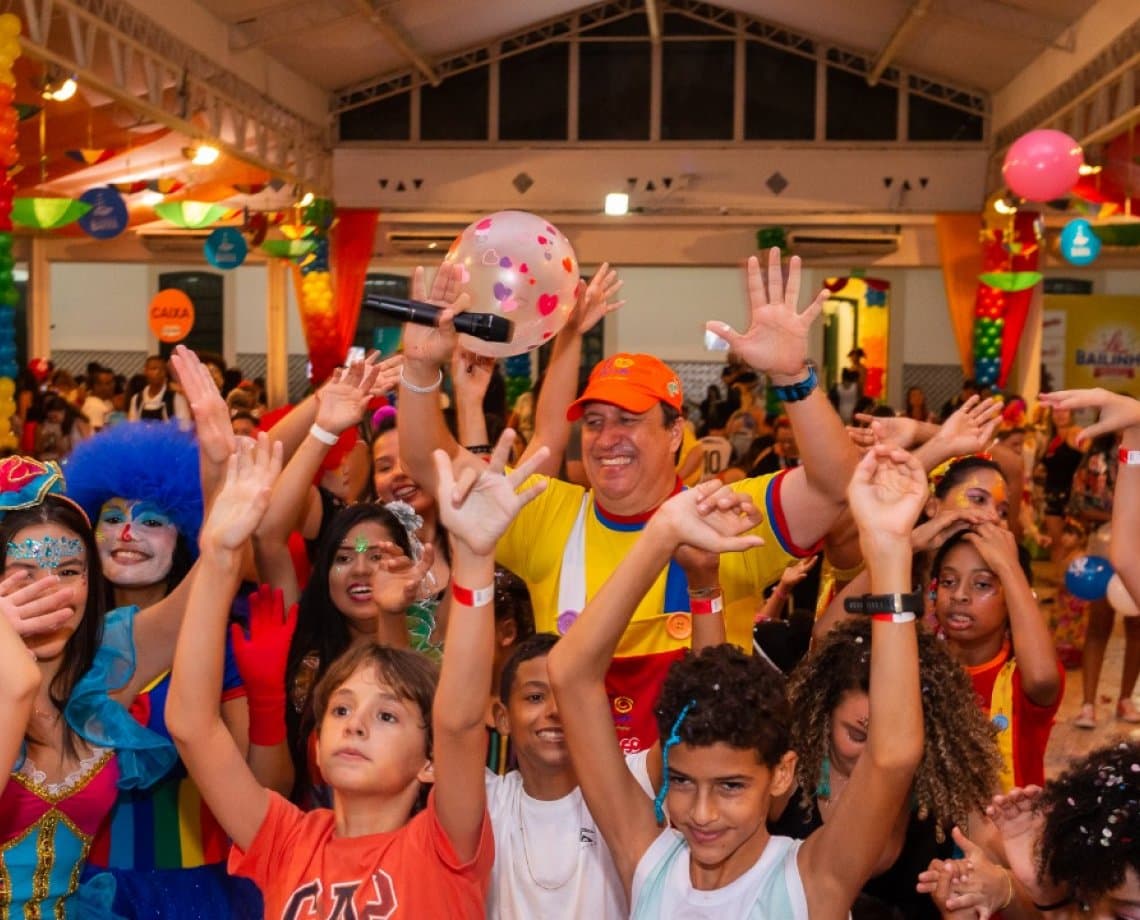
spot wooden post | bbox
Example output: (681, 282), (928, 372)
(265, 259), (289, 408)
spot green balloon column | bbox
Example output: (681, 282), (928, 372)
(0, 13), (22, 450)
(503, 353), (532, 411)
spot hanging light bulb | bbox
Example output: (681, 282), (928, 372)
(182, 143), (220, 166)
(41, 74), (77, 102)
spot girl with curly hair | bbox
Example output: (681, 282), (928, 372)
(921, 742), (1140, 918)
(773, 618), (1002, 918)
(930, 522), (1062, 792)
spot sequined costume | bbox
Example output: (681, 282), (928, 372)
(0, 607), (175, 918)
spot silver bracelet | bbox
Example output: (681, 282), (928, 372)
(309, 423), (339, 446)
(400, 367), (443, 394)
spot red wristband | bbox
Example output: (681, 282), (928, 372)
(690, 593), (724, 615)
(871, 611), (917, 624)
(451, 582), (494, 607)
(1120, 447), (1140, 466)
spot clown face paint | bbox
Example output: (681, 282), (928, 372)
(96, 498), (179, 588)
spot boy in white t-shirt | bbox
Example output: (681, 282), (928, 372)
(485, 632), (628, 919)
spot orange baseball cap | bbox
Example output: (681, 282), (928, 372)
(567, 353), (683, 421)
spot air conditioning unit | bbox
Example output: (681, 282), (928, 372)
(786, 226), (901, 258)
(137, 229), (215, 256)
(385, 229), (463, 256)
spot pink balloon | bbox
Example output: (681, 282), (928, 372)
(445, 210), (578, 358)
(1002, 129), (1084, 202)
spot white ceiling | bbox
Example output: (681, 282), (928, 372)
(194, 0), (1097, 96)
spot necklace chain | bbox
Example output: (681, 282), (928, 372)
(517, 790), (587, 891)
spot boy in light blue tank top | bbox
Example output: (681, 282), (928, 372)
(548, 447), (929, 918)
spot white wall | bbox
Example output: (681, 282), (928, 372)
(51, 261), (309, 357)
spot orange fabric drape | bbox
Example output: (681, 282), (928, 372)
(934, 213), (982, 377)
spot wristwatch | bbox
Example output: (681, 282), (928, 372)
(771, 363), (818, 403)
(844, 592), (924, 615)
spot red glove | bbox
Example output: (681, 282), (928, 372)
(229, 584), (297, 746)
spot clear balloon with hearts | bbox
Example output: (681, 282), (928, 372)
(444, 210), (579, 358)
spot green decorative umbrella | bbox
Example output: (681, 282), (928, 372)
(11, 197), (91, 229)
(154, 201), (227, 230)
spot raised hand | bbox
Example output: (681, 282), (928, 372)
(229, 585), (297, 746)
(705, 248), (827, 380)
(451, 348), (496, 403)
(369, 354), (405, 398)
(652, 479), (765, 555)
(401, 262), (470, 371)
(0, 570), (77, 638)
(916, 854), (989, 920)
(432, 430), (549, 555)
(314, 361), (381, 436)
(171, 344), (235, 465)
(985, 786), (1058, 906)
(849, 414), (920, 449)
(778, 554), (819, 590)
(372, 543), (436, 614)
(847, 445), (927, 541)
(930, 396), (1002, 457)
(199, 435), (283, 555)
(1041, 388), (1140, 443)
(569, 262), (625, 335)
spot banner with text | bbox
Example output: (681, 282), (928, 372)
(1044, 294), (1140, 397)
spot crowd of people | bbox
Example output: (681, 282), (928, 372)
(0, 249), (1137, 920)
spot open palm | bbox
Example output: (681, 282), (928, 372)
(432, 431), (549, 555)
(706, 248), (826, 379)
(200, 435), (282, 553)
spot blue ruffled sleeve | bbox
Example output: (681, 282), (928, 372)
(63, 605), (177, 790)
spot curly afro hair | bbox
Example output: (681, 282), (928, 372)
(655, 643), (790, 767)
(788, 619), (1001, 840)
(62, 420), (203, 547)
(1038, 742), (1140, 905)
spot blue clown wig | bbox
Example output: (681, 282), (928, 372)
(62, 421), (203, 549)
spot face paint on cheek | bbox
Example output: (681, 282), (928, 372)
(954, 492), (971, 509)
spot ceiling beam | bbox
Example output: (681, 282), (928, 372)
(229, 0), (359, 52)
(867, 0), (931, 87)
(351, 0), (439, 87)
(645, 0), (662, 43)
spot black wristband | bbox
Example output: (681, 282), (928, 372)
(1031, 896), (1074, 912)
(466, 444), (493, 456)
(844, 591), (924, 615)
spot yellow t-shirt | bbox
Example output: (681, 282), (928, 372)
(676, 421), (702, 488)
(495, 470), (813, 750)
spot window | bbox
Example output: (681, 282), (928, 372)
(421, 67), (489, 141)
(579, 42), (651, 140)
(356, 274), (411, 351)
(826, 66), (898, 141)
(339, 93), (411, 141)
(745, 42), (815, 140)
(661, 41), (734, 140)
(157, 272), (222, 356)
(908, 94), (983, 142)
(500, 43), (569, 140)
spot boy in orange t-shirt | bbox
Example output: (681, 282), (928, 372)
(166, 429), (549, 918)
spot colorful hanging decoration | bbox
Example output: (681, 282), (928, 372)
(11, 196), (91, 229)
(503, 353), (533, 410)
(289, 203), (379, 385)
(261, 239), (315, 260)
(65, 148), (119, 166)
(154, 200), (226, 230)
(972, 210), (1042, 388)
(0, 12), (21, 450)
(204, 226), (247, 270)
(77, 185), (128, 239)
(147, 177), (186, 195)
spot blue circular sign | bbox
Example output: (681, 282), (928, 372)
(1060, 218), (1101, 266)
(78, 186), (128, 239)
(204, 226), (248, 270)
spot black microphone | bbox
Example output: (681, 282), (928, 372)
(362, 295), (514, 344)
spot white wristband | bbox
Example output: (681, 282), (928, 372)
(401, 368), (443, 395)
(309, 423), (339, 446)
